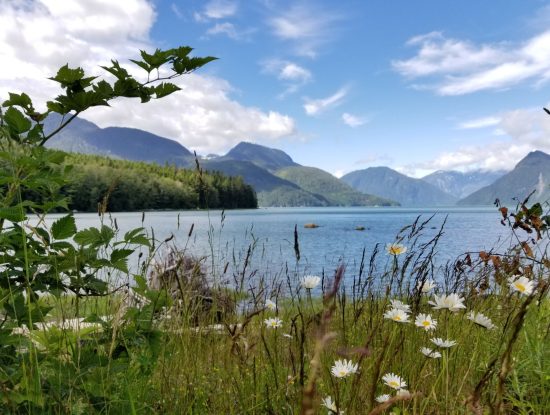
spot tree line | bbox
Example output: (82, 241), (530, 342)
(27, 151), (258, 211)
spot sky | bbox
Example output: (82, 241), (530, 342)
(2, 0), (550, 178)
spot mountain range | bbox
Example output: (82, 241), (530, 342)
(43, 115), (550, 207)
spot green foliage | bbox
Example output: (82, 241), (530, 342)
(60, 152), (257, 211)
(0, 45), (216, 412)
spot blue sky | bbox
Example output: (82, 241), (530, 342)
(1, 1), (550, 177)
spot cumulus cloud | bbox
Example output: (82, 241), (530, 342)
(393, 30), (550, 95)
(194, 0), (238, 21)
(0, 0), (295, 155)
(304, 87), (347, 115)
(268, 4), (342, 58)
(342, 112), (367, 127)
(406, 107), (550, 174)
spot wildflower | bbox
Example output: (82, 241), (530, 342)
(264, 317), (282, 329)
(301, 275), (321, 289)
(331, 359), (359, 378)
(466, 311), (495, 330)
(414, 313), (437, 331)
(265, 299), (276, 311)
(375, 394), (391, 403)
(420, 347), (442, 358)
(382, 373), (407, 390)
(508, 275), (535, 296)
(417, 279), (437, 293)
(321, 396), (344, 414)
(386, 243), (407, 256)
(430, 337), (457, 348)
(390, 299), (411, 312)
(384, 308), (410, 323)
(428, 293), (466, 312)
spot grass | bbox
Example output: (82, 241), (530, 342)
(4, 213), (550, 414)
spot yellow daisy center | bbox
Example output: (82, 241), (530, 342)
(389, 380), (399, 388)
(422, 320), (430, 327)
(515, 282), (526, 292)
(339, 370), (347, 377)
(393, 315), (402, 321)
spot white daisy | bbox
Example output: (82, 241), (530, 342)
(466, 311), (495, 330)
(428, 293), (466, 312)
(420, 347), (442, 358)
(414, 313), (437, 331)
(386, 243), (407, 256)
(331, 359), (359, 378)
(417, 280), (437, 293)
(375, 394), (391, 403)
(389, 299), (411, 312)
(430, 337), (457, 348)
(264, 317), (282, 329)
(384, 308), (410, 323)
(321, 396), (344, 414)
(265, 299), (276, 311)
(508, 275), (535, 296)
(382, 373), (407, 390)
(301, 275), (321, 289)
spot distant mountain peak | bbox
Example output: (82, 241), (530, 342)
(223, 141), (297, 172)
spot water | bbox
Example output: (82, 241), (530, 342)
(51, 207), (513, 282)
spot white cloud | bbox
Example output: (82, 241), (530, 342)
(279, 63), (311, 82)
(205, 22), (254, 40)
(457, 116), (501, 129)
(268, 4), (342, 58)
(194, 0), (238, 21)
(406, 107), (550, 174)
(393, 30), (550, 95)
(0, 0), (295, 155)
(304, 87), (348, 116)
(342, 112), (367, 127)
(262, 59), (312, 98)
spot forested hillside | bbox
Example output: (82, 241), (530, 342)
(57, 152), (257, 211)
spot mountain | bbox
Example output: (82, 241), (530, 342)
(275, 166), (397, 206)
(202, 160), (329, 207)
(221, 141), (298, 172)
(44, 114), (194, 166)
(422, 170), (507, 199)
(458, 151), (550, 205)
(341, 166), (457, 207)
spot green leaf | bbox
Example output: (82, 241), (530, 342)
(51, 215), (77, 240)
(154, 83), (181, 99)
(74, 227), (102, 246)
(3, 107), (32, 134)
(528, 203), (543, 217)
(0, 205), (26, 222)
(111, 248), (133, 263)
(2, 92), (33, 109)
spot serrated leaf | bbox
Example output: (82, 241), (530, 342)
(51, 215), (77, 240)
(74, 227), (102, 246)
(0, 205), (26, 222)
(154, 83), (181, 98)
(3, 107), (32, 134)
(111, 248), (133, 263)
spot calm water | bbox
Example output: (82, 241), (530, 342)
(52, 207), (513, 282)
